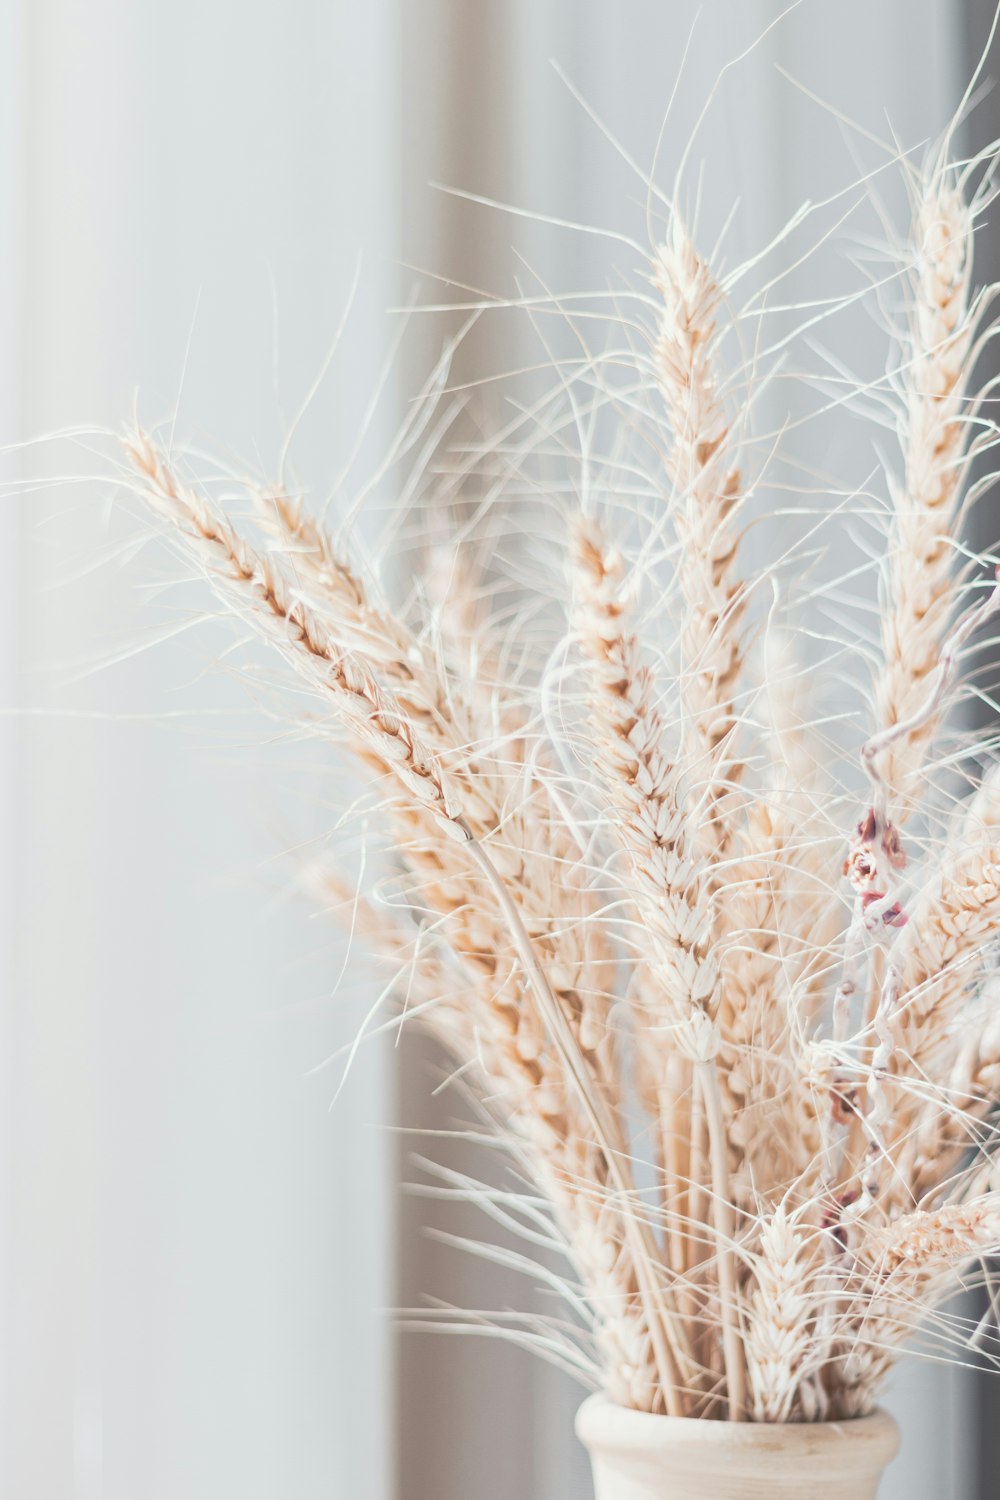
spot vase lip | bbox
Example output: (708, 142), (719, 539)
(576, 1393), (900, 1473)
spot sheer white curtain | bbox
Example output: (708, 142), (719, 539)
(0, 4), (982, 1499)
(3, 4), (397, 1497)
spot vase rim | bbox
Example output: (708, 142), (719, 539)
(575, 1393), (900, 1477)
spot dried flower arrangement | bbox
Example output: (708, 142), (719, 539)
(118, 72), (1000, 1434)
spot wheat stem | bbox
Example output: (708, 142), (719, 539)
(697, 1060), (746, 1419)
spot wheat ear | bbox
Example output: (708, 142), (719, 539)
(744, 1209), (820, 1422)
(651, 216), (747, 859)
(831, 1195), (1000, 1417)
(256, 488), (449, 719)
(571, 517), (745, 1419)
(124, 430), (469, 843)
(874, 149), (993, 817)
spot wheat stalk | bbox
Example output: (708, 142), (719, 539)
(874, 147), (998, 819)
(571, 517), (744, 1414)
(650, 217), (747, 861)
(116, 83), (1000, 1431)
(744, 1209), (823, 1422)
(124, 431), (469, 841)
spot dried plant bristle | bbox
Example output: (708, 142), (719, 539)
(117, 81), (1000, 1426)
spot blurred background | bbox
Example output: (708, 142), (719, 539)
(0, 2), (997, 1496)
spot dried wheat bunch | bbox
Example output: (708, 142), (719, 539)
(117, 85), (1000, 1425)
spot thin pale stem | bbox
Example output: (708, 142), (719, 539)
(698, 1060), (747, 1421)
(660, 1073), (688, 1279)
(686, 1082), (706, 1278)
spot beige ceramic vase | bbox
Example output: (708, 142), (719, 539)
(576, 1394), (900, 1500)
